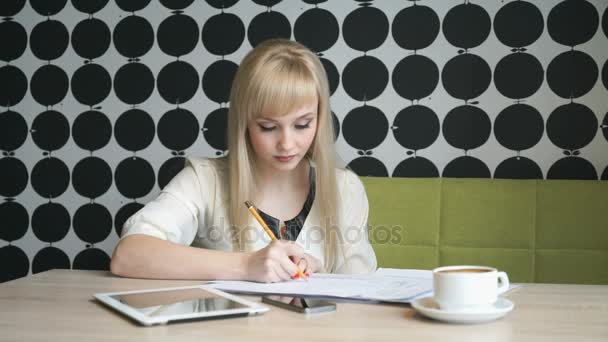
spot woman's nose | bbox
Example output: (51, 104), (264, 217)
(278, 129), (294, 150)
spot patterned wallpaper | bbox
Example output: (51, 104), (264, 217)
(1, 0), (607, 282)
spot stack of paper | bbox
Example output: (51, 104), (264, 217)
(208, 268), (433, 303)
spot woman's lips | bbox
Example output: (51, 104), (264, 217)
(274, 155), (295, 162)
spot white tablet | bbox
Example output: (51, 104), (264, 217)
(94, 285), (269, 326)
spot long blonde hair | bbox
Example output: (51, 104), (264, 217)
(227, 39), (340, 271)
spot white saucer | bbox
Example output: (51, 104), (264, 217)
(411, 296), (514, 324)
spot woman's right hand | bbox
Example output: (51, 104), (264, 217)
(245, 240), (306, 283)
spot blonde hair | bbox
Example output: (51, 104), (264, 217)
(227, 39), (340, 271)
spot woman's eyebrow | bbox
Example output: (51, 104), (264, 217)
(257, 112), (316, 122)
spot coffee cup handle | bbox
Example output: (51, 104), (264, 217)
(497, 271), (510, 294)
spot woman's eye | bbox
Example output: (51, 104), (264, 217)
(295, 120), (312, 130)
(259, 125), (275, 132)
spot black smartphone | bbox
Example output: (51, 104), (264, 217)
(262, 296), (336, 314)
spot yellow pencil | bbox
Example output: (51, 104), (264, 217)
(244, 201), (307, 281)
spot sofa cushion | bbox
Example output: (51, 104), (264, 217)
(361, 177), (608, 284)
(536, 181), (608, 284)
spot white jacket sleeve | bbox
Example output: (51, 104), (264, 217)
(333, 170), (378, 274)
(121, 159), (213, 246)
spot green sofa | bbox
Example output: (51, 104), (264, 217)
(361, 177), (608, 284)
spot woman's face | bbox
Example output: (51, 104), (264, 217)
(247, 98), (318, 174)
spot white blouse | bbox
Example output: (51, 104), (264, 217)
(121, 157), (377, 274)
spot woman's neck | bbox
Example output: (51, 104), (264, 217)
(253, 158), (311, 221)
(254, 158), (310, 193)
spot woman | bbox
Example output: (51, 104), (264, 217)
(110, 39), (377, 283)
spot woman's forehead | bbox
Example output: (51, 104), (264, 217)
(254, 96), (318, 119)
(257, 104), (318, 123)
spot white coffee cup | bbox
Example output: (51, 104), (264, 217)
(432, 265), (509, 311)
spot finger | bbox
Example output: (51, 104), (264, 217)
(278, 255), (302, 280)
(260, 245), (295, 281)
(273, 260), (293, 281)
(281, 241), (306, 259)
(297, 258), (308, 273)
(265, 267), (282, 283)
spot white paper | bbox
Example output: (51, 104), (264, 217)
(208, 268), (433, 303)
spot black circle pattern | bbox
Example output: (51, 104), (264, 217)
(547, 50), (598, 99)
(202, 12), (245, 56)
(0, 66), (27, 107)
(442, 54), (491, 101)
(115, 156), (156, 199)
(443, 106), (491, 151)
(72, 110), (112, 152)
(0, 21), (27, 62)
(343, 6), (388, 52)
(494, 1), (543, 48)
(114, 109), (155, 151)
(113, 16), (154, 59)
(343, 105), (388, 151)
(392, 4), (440, 51)
(158, 14), (199, 57)
(0, 201), (28, 241)
(0, 110), (28, 151)
(71, 18), (111, 60)
(30, 20), (69, 61)
(31, 110), (70, 151)
(547, 103), (598, 151)
(1, 245), (29, 282)
(0, 157), (28, 197)
(72, 156), (112, 199)
(202, 60), (237, 104)
(157, 61), (199, 104)
(494, 53), (543, 100)
(494, 104), (544, 151)
(30, 0), (67, 17)
(32, 246), (70, 274)
(71, 63), (112, 106)
(73, 203), (112, 244)
(113, 63), (155, 105)
(32, 202), (70, 243)
(248, 11), (291, 47)
(73, 248), (110, 271)
(342, 56), (389, 102)
(31, 157), (70, 198)
(294, 7), (339, 53)
(72, 0), (109, 14)
(30, 65), (69, 107)
(158, 108), (199, 151)
(393, 157), (439, 178)
(392, 55), (439, 101)
(392, 105), (440, 151)
(203, 108), (228, 152)
(548, 0), (598, 47)
(0, 0), (26, 17)
(2, 1), (608, 283)
(495, 157), (543, 180)
(443, 3), (491, 50)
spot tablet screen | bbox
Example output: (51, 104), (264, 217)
(110, 288), (248, 317)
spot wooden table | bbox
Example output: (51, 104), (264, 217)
(1, 270), (607, 341)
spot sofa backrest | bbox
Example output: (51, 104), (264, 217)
(361, 177), (608, 284)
